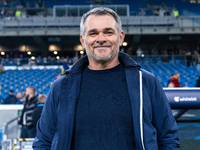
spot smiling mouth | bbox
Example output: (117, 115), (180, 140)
(92, 44), (111, 48)
(95, 46), (109, 49)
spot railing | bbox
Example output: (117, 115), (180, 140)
(130, 54), (186, 65)
(2, 116), (20, 150)
(53, 5), (130, 17)
(0, 15), (199, 35)
(0, 57), (74, 69)
(0, 54), (187, 69)
(0, 15), (199, 28)
(0, 16), (178, 28)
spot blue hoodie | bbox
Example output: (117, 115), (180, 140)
(33, 52), (180, 150)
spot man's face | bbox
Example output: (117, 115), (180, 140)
(56, 74), (61, 79)
(9, 92), (14, 96)
(80, 14), (125, 63)
(17, 93), (22, 100)
(25, 88), (31, 98)
(177, 73), (180, 79)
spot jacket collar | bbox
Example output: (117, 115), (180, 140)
(65, 51), (140, 75)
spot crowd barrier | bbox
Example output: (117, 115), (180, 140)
(164, 88), (200, 109)
(164, 88), (200, 122)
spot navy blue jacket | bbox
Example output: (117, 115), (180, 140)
(33, 52), (180, 150)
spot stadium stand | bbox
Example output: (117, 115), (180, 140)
(1, 1), (200, 149)
(0, 55), (198, 102)
(0, 68), (61, 101)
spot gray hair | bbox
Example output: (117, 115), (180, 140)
(80, 7), (122, 37)
(38, 94), (47, 103)
(27, 86), (36, 95)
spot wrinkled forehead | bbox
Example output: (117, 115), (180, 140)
(84, 13), (117, 23)
(84, 14), (118, 31)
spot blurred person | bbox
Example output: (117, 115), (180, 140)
(0, 87), (4, 103)
(46, 56), (54, 65)
(0, 8), (5, 18)
(4, 89), (17, 104)
(184, 82), (188, 88)
(33, 7), (180, 149)
(56, 73), (61, 79)
(196, 76), (200, 87)
(36, 55), (43, 65)
(126, 47), (132, 55)
(193, 50), (198, 66)
(173, 9), (179, 18)
(15, 92), (25, 104)
(0, 63), (4, 74)
(186, 51), (192, 67)
(136, 47), (143, 57)
(137, 12), (142, 16)
(4, 54), (10, 65)
(62, 59), (70, 72)
(196, 46), (200, 54)
(197, 54), (200, 72)
(170, 72), (181, 87)
(154, 10), (159, 16)
(80, 54), (84, 58)
(14, 49), (21, 58)
(50, 73), (62, 87)
(32, 94), (46, 128)
(0, 96), (4, 104)
(73, 56), (79, 64)
(19, 54), (25, 65)
(151, 46), (157, 55)
(7, 10), (13, 20)
(19, 86), (38, 138)
(60, 56), (65, 64)
(38, 0), (43, 7)
(15, 8), (21, 17)
(167, 46), (173, 55)
(164, 10), (170, 16)
(174, 46), (179, 55)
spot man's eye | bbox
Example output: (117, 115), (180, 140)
(89, 33), (96, 35)
(106, 31), (114, 34)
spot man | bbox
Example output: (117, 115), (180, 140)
(50, 73), (62, 87)
(0, 95), (4, 104)
(56, 73), (61, 79)
(170, 72), (181, 87)
(4, 89), (17, 104)
(15, 92), (25, 104)
(19, 86), (38, 138)
(0, 63), (3, 74)
(32, 94), (47, 128)
(33, 7), (180, 149)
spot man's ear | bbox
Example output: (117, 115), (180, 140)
(80, 35), (85, 49)
(119, 31), (125, 46)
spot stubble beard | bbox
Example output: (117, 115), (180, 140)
(86, 47), (119, 64)
(85, 39), (120, 64)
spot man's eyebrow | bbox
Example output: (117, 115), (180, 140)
(87, 28), (115, 34)
(87, 29), (97, 33)
(104, 28), (115, 32)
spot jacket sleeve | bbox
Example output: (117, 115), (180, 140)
(32, 80), (60, 149)
(152, 78), (180, 150)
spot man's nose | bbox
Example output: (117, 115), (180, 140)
(97, 33), (106, 43)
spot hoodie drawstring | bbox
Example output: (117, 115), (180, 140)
(139, 71), (145, 150)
